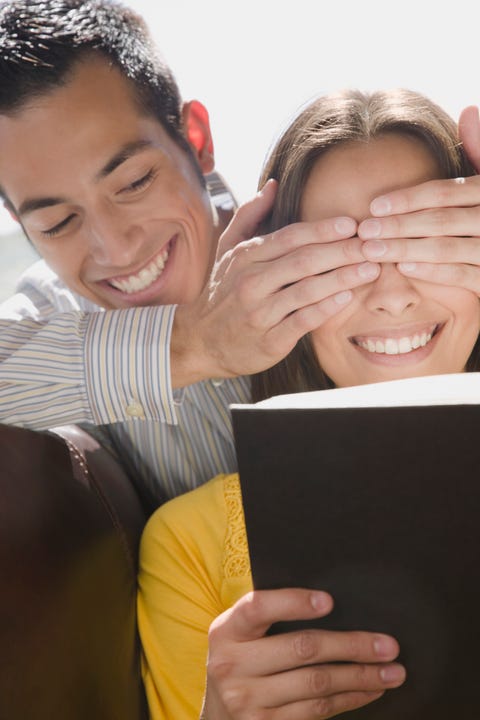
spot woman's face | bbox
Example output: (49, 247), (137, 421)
(301, 133), (480, 388)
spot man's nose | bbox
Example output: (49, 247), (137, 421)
(86, 208), (142, 267)
(364, 263), (421, 316)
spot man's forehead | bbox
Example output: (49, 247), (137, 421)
(0, 57), (150, 132)
(0, 78), (169, 209)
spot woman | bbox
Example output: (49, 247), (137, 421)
(138, 88), (479, 719)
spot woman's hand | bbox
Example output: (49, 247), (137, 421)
(201, 588), (405, 720)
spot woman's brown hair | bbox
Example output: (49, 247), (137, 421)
(252, 88), (479, 402)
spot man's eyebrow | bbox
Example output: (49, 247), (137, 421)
(96, 139), (154, 180)
(14, 139), (154, 219)
(18, 196), (67, 218)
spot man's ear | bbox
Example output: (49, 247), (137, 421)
(182, 100), (215, 173)
(3, 200), (19, 224)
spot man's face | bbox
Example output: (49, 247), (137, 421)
(0, 58), (216, 308)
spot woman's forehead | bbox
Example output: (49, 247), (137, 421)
(299, 134), (441, 223)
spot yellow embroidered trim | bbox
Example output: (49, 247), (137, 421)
(223, 475), (250, 578)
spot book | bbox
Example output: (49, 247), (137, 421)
(231, 372), (480, 719)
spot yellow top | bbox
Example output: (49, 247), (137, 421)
(137, 473), (251, 720)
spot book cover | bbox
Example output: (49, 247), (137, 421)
(232, 373), (480, 719)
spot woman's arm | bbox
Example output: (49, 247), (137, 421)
(138, 477), (405, 720)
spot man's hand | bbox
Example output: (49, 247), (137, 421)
(172, 181), (380, 386)
(358, 105), (480, 293)
(201, 588), (405, 720)
(460, 105), (480, 172)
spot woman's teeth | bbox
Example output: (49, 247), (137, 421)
(109, 247), (169, 294)
(356, 329), (436, 355)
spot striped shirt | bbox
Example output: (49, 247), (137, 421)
(0, 172), (250, 504)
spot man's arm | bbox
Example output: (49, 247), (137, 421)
(0, 264), (180, 428)
(171, 181), (379, 386)
(0, 183), (376, 429)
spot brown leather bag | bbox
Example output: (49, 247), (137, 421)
(0, 423), (149, 720)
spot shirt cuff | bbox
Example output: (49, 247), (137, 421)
(84, 305), (179, 425)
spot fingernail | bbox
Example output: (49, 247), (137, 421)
(259, 178), (274, 194)
(334, 217), (356, 235)
(380, 664), (406, 684)
(363, 240), (387, 258)
(334, 290), (353, 305)
(358, 262), (379, 279)
(373, 635), (397, 658)
(310, 591), (331, 612)
(398, 262), (417, 272)
(360, 219), (382, 239)
(370, 196), (392, 216)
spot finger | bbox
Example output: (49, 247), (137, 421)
(255, 217), (359, 262)
(368, 175), (480, 218)
(459, 105), (480, 173)
(217, 179), (278, 254)
(252, 263), (379, 332)
(361, 235), (480, 266)
(210, 588), (334, 642)
(217, 663), (403, 720)
(223, 217), (361, 267)
(230, 238), (368, 309)
(359, 205), (480, 241)
(213, 626), (400, 678)
(269, 628), (400, 671)
(270, 690), (385, 720)
(263, 286), (370, 362)
(260, 233), (365, 277)
(258, 661), (405, 707)
(397, 260), (480, 295)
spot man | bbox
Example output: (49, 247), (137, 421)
(0, 0), (378, 504)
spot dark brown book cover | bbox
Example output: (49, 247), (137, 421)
(232, 375), (480, 719)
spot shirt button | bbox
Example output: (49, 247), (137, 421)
(125, 400), (145, 419)
(212, 378), (224, 387)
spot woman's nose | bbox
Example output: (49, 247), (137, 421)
(363, 263), (421, 316)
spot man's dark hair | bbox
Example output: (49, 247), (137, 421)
(0, 0), (192, 155)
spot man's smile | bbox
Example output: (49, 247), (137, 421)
(104, 237), (175, 295)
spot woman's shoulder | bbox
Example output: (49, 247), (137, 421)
(140, 473), (250, 601)
(142, 473), (241, 548)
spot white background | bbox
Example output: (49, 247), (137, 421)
(1, 0), (479, 293)
(132, 0), (480, 204)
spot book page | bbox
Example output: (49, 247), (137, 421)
(232, 372), (480, 410)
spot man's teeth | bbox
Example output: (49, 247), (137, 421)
(109, 248), (169, 294)
(358, 331), (434, 355)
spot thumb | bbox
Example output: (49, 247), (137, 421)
(209, 588), (333, 643)
(459, 105), (480, 173)
(218, 179), (278, 254)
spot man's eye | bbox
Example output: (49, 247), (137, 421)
(123, 169), (155, 193)
(41, 214), (75, 237)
